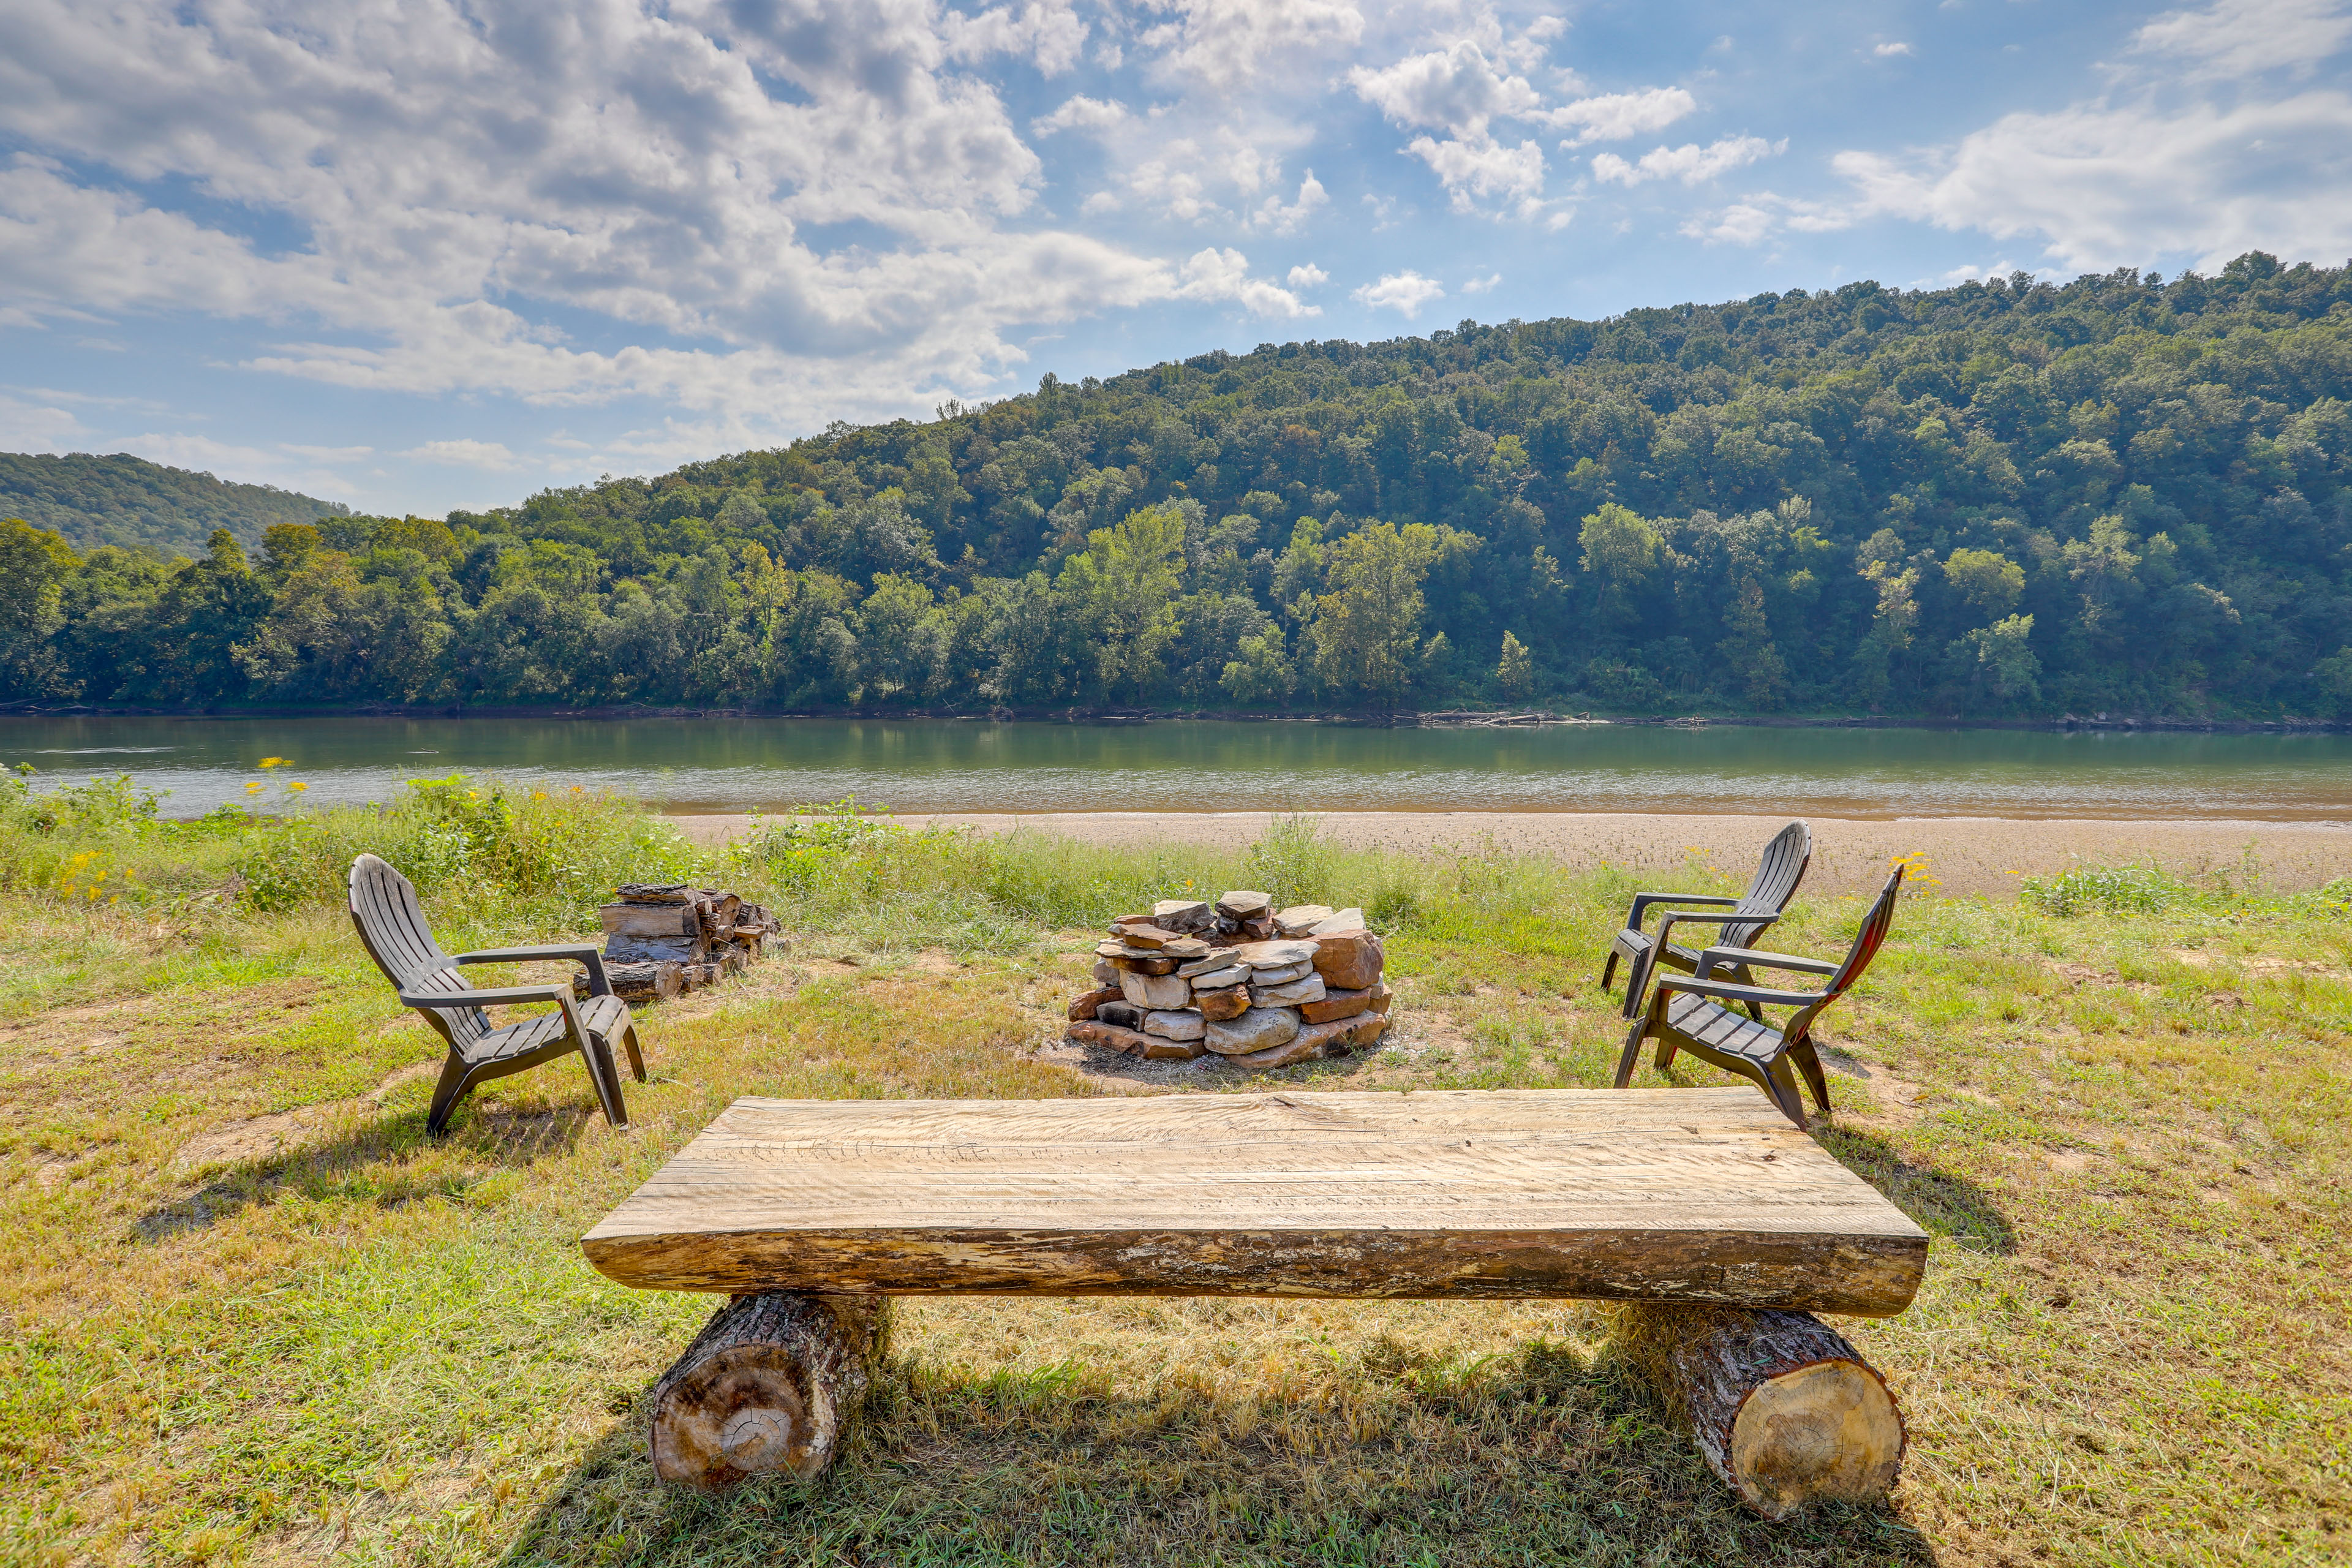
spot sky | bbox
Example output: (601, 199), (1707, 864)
(2, 0), (2350, 519)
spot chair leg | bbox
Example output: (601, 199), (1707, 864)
(617, 1019), (647, 1082)
(1790, 1036), (1832, 1114)
(1762, 1055), (1809, 1129)
(1613, 1017), (1649, 1088)
(425, 1052), (472, 1136)
(1654, 1035), (1681, 1073)
(1732, 964), (1766, 1025)
(1599, 950), (1619, 990)
(579, 1034), (630, 1129)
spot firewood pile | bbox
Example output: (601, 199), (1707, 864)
(575, 883), (786, 1003)
(1066, 891), (1391, 1068)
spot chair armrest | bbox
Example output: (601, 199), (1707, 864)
(1652, 909), (1775, 947)
(451, 945), (612, 998)
(398, 983), (576, 1009)
(1696, 945), (1838, 978)
(453, 944), (601, 964)
(1627, 892), (1741, 930)
(1656, 976), (1825, 1009)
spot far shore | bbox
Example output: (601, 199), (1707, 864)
(663, 810), (2352, 897)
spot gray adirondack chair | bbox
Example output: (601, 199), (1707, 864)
(347, 853), (645, 1134)
(1614, 865), (1903, 1128)
(1600, 820), (1812, 1020)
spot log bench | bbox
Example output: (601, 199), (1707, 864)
(583, 1088), (1927, 1517)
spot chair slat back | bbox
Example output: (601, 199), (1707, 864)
(347, 854), (489, 1049)
(1824, 867), (1905, 998)
(1721, 820), (1812, 949)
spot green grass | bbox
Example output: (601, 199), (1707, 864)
(1, 779), (2348, 1565)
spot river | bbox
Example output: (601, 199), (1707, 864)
(5, 715), (2349, 821)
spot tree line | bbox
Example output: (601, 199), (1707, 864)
(4, 251), (2349, 718)
(0, 451), (348, 557)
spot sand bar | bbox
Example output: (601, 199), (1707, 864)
(665, 811), (2352, 897)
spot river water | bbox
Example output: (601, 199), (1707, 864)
(5, 715), (2349, 820)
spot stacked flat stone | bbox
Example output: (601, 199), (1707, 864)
(1066, 891), (1392, 1069)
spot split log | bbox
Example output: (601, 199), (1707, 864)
(1611, 1303), (1905, 1519)
(649, 1291), (889, 1489)
(579, 960), (683, 1003)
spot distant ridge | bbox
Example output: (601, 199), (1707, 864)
(0, 451), (349, 557)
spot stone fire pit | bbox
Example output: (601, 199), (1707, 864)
(1065, 891), (1391, 1069)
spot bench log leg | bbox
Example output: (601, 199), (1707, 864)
(648, 1292), (890, 1490)
(1611, 1303), (1904, 1520)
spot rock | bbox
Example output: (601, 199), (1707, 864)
(1273, 904), (1335, 937)
(1144, 1009), (1206, 1041)
(1232, 939), (1317, 969)
(1092, 959), (1118, 986)
(1152, 900), (1216, 935)
(1223, 1035), (1330, 1069)
(1118, 970), (1191, 1011)
(1109, 919), (1180, 949)
(1109, 950), (1179, 976)
(1203, 1006), (1301, 1056)
(1300, 981), (1389, 1023)
(1215, 890), (1272, 919)
(1248, 960), (1314, 986)
(1097, 1000), (1142, 1029)
(1312, 930), (1384, 991)
(1240, 915), (1276, 941)
(1175, 947), (1240, 978)
(1160, 938), (1212, 962)
(1186, 963), (1250, 990)
(1311, 908), (1366, 935)
(1068, 986), (1122, 1022)
(1297, 1011), (1389, 1053)
(1193, 985), (1250, 1021)
(1251, 973), (1327, 1007)
(1068, 1019), (1206, 1060)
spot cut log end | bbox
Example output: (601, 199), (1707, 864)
(647, 1292), (888, 1490)
(1611, 1303), (1904, 1520)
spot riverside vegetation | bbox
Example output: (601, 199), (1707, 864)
(7, 254), (2352, 721)
(2, 770), (2348, 1566)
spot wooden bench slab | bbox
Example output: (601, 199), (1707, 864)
(582, 1088), (1929, 1316)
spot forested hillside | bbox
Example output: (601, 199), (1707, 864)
(6, 252), (2350, 718)
(0, 452), (347, 556)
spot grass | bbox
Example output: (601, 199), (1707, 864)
(1, 776), (2348, 1565)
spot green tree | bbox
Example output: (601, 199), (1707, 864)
(0, 518), (77, 699)
(1221, 625), (1295, 706)
(1961, 614), (2041, 704)
(1308, 520), (1438, 709)
(1578, 503), (1660, 628)
(1054, 503), (1188, 703)
(1496, 630), (1532, 703)
(1942, 548), (2025, 619)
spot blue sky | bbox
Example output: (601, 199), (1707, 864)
(2, 0), (2349, 518)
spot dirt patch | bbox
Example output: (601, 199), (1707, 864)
(2165, 948), (2334, 974)
(170, 1061), (436, 1174)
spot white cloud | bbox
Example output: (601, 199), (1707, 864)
(1408, 135), (1546, 208)
(1681, 203), (1776, 245)
(1349, 41), (1540, 138)
(1351, 270), (1444, 314)
(1252, 170), (1329, 232)
(1542, 86), (1696, 144)
(404, 439), (521, 470)
(1591, 135), (1782, 186)
(1461, 271), (1501, 292)
(1033, 96), (1128, 135)
(1139, 0), (1365, 83)
(943, 1), (1090, 75)
(2132, 0), (2352, 78)
(1287, 262), (1329, 287)
(0, 1), (1191, 430)
(1834, 91), (2352, 270)
(1875, 42), (1913, 58)
(0, 391), (86, 452)
(1176, 247), (1318, 317)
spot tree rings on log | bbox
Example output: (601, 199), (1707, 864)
(647, 1292), (889, 1489)
(1611, 1303), (1904, 1518)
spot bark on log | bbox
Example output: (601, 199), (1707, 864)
(1611, 1303), (1904, 1519)
(648, 1292), (890, 1490)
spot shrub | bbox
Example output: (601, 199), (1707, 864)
(2019, 863), (2183, 917)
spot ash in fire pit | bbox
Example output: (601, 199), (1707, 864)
(1066, 891), (1390, 1069)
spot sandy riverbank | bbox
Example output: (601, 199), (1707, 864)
(663, 811), (2352, 897)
